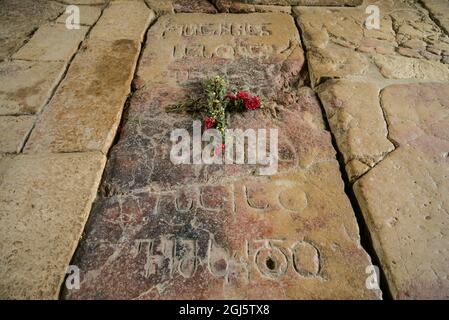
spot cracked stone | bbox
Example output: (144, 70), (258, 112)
(420, 0), (449, 35)
(294, 1), (449, 86)
(353, 82), (449, 299)
(0, 152), (106, 299)
(61, 13), (380, 300)
(0, 115), (35, 153)
(317, 80), (395, 181)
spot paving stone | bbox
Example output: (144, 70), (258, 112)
(55, 5), (103, 26)
(0, 116), (35, 153)
(294, 1), (449, 86)
(23, 1), (155, 154)
(62, 13), (380, 300)
(12, 23), (89, 62)
(0, 152), (106, 299)
(23, 39), (145, 154)
(317, 80), (449, 299)
(0, 60), (67, 115)
(317, 80), (395, 181)
(89, 0), (155, 42)
(421, 0), (449, 34)
(0, 0), (64, 61)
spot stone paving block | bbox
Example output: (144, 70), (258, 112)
(24, 38), (144, 154)
(0, 0), (64, 61)
(89, 0), (155, 42)
(55, 5), (103, 26)
(0, 115), (35, 153)
(317, 80), (395, 181)
(294, 1), (449, 86)
(0, 60), (66, 115)
(62, 13), (381, 300)
(314, 68), (449, 298)
(12, 23), (89, 62)
(0, 152), (106, 299)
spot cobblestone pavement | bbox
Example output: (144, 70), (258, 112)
(0, 0), (448, 299)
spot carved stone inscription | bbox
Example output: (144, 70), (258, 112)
(63, 13), (381, 300)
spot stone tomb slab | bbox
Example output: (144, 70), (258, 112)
(64, 13), (380, 299)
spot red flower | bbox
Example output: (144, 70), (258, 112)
(204, 117), (216, 129)
(237, 91), (250, 100)
(244, 96), (261, 110)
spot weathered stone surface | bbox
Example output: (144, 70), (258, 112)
(24, 39), (143, 154)
(145, 0), (175, 15)
(60, 0), (106, 4)
(24, 3), (155, 154)
(0, 116), (35, 153)
(0, 60), (66, 115)
(294, 1), (449, 86)
(214, 0), (363, 12)
(55, 5), (103, 26)
(0, 0), (64, 61)
(213, 0), (291, 13)
(89, 0), (155, 42)
(63, 13), (380, 300)
(317, 80), (395, 181)
(13, 23), (89, 62)
(173, 0), (218, 13)
(0, 152), (106, 299)
(421, 0), (449, 34)
(351, 83), (449, 299)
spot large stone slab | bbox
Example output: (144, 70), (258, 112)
(24, 39), (143, 154)
(0, 152), (106, 299)
(0, 115), (35, 153)
(24, 3), (155, 154)
(62, 13), (380, 300)
(317, 81), (449, 298)
(344, 83), (449, 299)
(0, 0), (64, 61)
(0, 60), (66, 115)
(294, 0), (449, 86)
(317, 80), (395, 181)
(13, 23), (89, 62)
